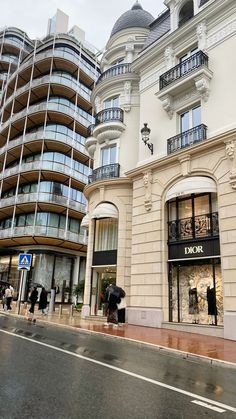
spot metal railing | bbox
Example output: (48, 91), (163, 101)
(159, 51), (208, 90)
(94, 107), (124, 126)
(167, 124), (207, 154)
(96, 63), (131, 85)
(168, 212), (219, 242)
(88, 163), (120, 183)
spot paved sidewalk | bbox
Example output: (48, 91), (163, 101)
(2, 304), (236, 368)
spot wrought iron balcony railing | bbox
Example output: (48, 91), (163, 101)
(88, 163), (120, 183)
(94, 107), (124, 127)
(168, 212), (219, 243)
(167, 124), (207, 154)
(96, 63), (131, 85)
(160, 51), (208, 90)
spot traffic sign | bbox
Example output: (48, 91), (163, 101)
(18, 253), (32, 271)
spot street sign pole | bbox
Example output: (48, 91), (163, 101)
(17, 269), (25, 315)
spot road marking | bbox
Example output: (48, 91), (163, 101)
(1, 328), (236, 413)
(191, 400), (226, 413)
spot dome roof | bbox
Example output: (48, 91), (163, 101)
(110, 1), (154, 38)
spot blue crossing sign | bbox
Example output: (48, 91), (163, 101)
(18, 253), (32, 270)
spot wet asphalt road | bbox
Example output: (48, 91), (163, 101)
(0, 314), (236, 419)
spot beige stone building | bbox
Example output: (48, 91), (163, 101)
(82, 0), (236, 341)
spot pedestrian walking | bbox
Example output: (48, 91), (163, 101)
(39, 287), (47, 315)
(29, 287), (38, 315)
(5, 284), (13, 311)
(104, 284), (120, 327)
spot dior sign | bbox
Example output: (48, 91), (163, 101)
(168, 238), (220, 260)
(184, 245), (203, 255)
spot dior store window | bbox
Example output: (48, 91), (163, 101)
(167, 192), (222, 326)
(169, 259), (223, 326)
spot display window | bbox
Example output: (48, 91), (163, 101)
(169, 259), (223, 326)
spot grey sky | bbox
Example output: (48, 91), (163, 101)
(0, 0), (166, 51)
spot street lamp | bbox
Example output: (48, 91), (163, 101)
(141, 123), (153, 155)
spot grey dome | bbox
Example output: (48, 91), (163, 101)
(110, 1), (154, 38)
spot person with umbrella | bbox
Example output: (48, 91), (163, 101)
(104, 284), (125, 327)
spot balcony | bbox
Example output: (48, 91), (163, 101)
(156, 52), (212, 116)
(96, 63), (131, 85)
(167, 124), (207, 154)
(168, 212), (219, 243)
(88, 163), (120, 183)
(160, 51), (208, 90)
(91, 108), (125, 144)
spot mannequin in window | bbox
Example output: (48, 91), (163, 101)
(189, 279), (199, 323)
(207, 278), (217, 325)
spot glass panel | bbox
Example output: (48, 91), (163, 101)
(110, 146), (117, 164)
(194, 195), (209, 215)
(180, 111), (189, 133)
(36, 213), (48, 226)
(53, 256), (73, 303)
(48, 213), (59, 228)
(101, 148), (109, 166)
(192, 106), (201, 127)
(178, 198), (192, 218)
(168, 201), (176, 221)
(94, 218), (118, 251)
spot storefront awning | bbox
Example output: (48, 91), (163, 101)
(91, 203), (118, 219)
(165, 176), (217, 202)
(80, 213), (90, 228)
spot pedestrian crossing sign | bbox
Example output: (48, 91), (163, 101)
(18, 253), (32, 270)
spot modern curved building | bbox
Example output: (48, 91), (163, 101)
(0, 17), (100, 302)
(83, 0), (236, 341)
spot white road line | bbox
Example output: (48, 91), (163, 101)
(1, 328), (236, 413)
(191, 400), (226, 413)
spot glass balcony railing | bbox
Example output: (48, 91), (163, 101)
(168, 212), (219, 242)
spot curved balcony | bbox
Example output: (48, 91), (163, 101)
(3, 73), (91, 111)
(6, 49), (99, 89)
(0, 128), (87, 158)
(88, 163), (120, 183)
(0, 161), (88, 184)
(0, 192), (86, 213)
(96, 63), (131, 85)
(0, 101), (91, 135)
(0, 225), (87, 245)
(0, 37), (32, 53)
(92, 108), (125, 143)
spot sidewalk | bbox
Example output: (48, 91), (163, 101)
(2, 305), (236, 368)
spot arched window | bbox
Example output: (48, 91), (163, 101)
(179, 1), (194, 27)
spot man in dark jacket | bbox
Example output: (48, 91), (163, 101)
(29, 287), (38, 314)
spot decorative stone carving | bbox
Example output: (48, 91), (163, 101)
(94, 96), (102, 113)
(164, 45), (175, 70)
(225, 139), (236, 189)
(178, 155), (191, 177)
(196, 22), (207, 51)
(125, 41), (135, 63)
(207, 19), (236, 49)
(121, 81), (132, 112)
(195, 77), (210, 102)
(161, 94), (174, 119)
(143, 170), (153, 211)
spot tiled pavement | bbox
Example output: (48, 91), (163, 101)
(2, 304), (236, 367)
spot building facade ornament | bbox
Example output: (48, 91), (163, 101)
(121, 81), (132, 112)
(164, 45), (175, 70)
(94, 96), (102, 113)
(178, 155), (191, 177)
(143, 170), (153, 211)
(160, 94), (174, 119)
(194, 76), (210, 102)
(207, 19), (236, 49)
(196, 22), (207, 51)
(225, 139), (236, 189)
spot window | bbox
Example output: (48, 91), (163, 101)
(101, 145), (117, 166)
(180, 105), (201, 146)
(179, 47), (198, 75)
(94, 218), (118, 251)
(103, 96), (119, 109)
(179, 1), (194, 27)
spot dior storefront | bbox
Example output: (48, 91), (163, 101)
(166, 177), (223, 327)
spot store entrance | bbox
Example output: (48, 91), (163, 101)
(90, 267), (116, 316)
(169, 258), (223, 325)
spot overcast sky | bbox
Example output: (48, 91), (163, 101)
(0, 0), (166, 51)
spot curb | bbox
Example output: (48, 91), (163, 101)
(2, 312), (236, 370)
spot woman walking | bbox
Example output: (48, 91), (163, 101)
(39, 287), (47, 315)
